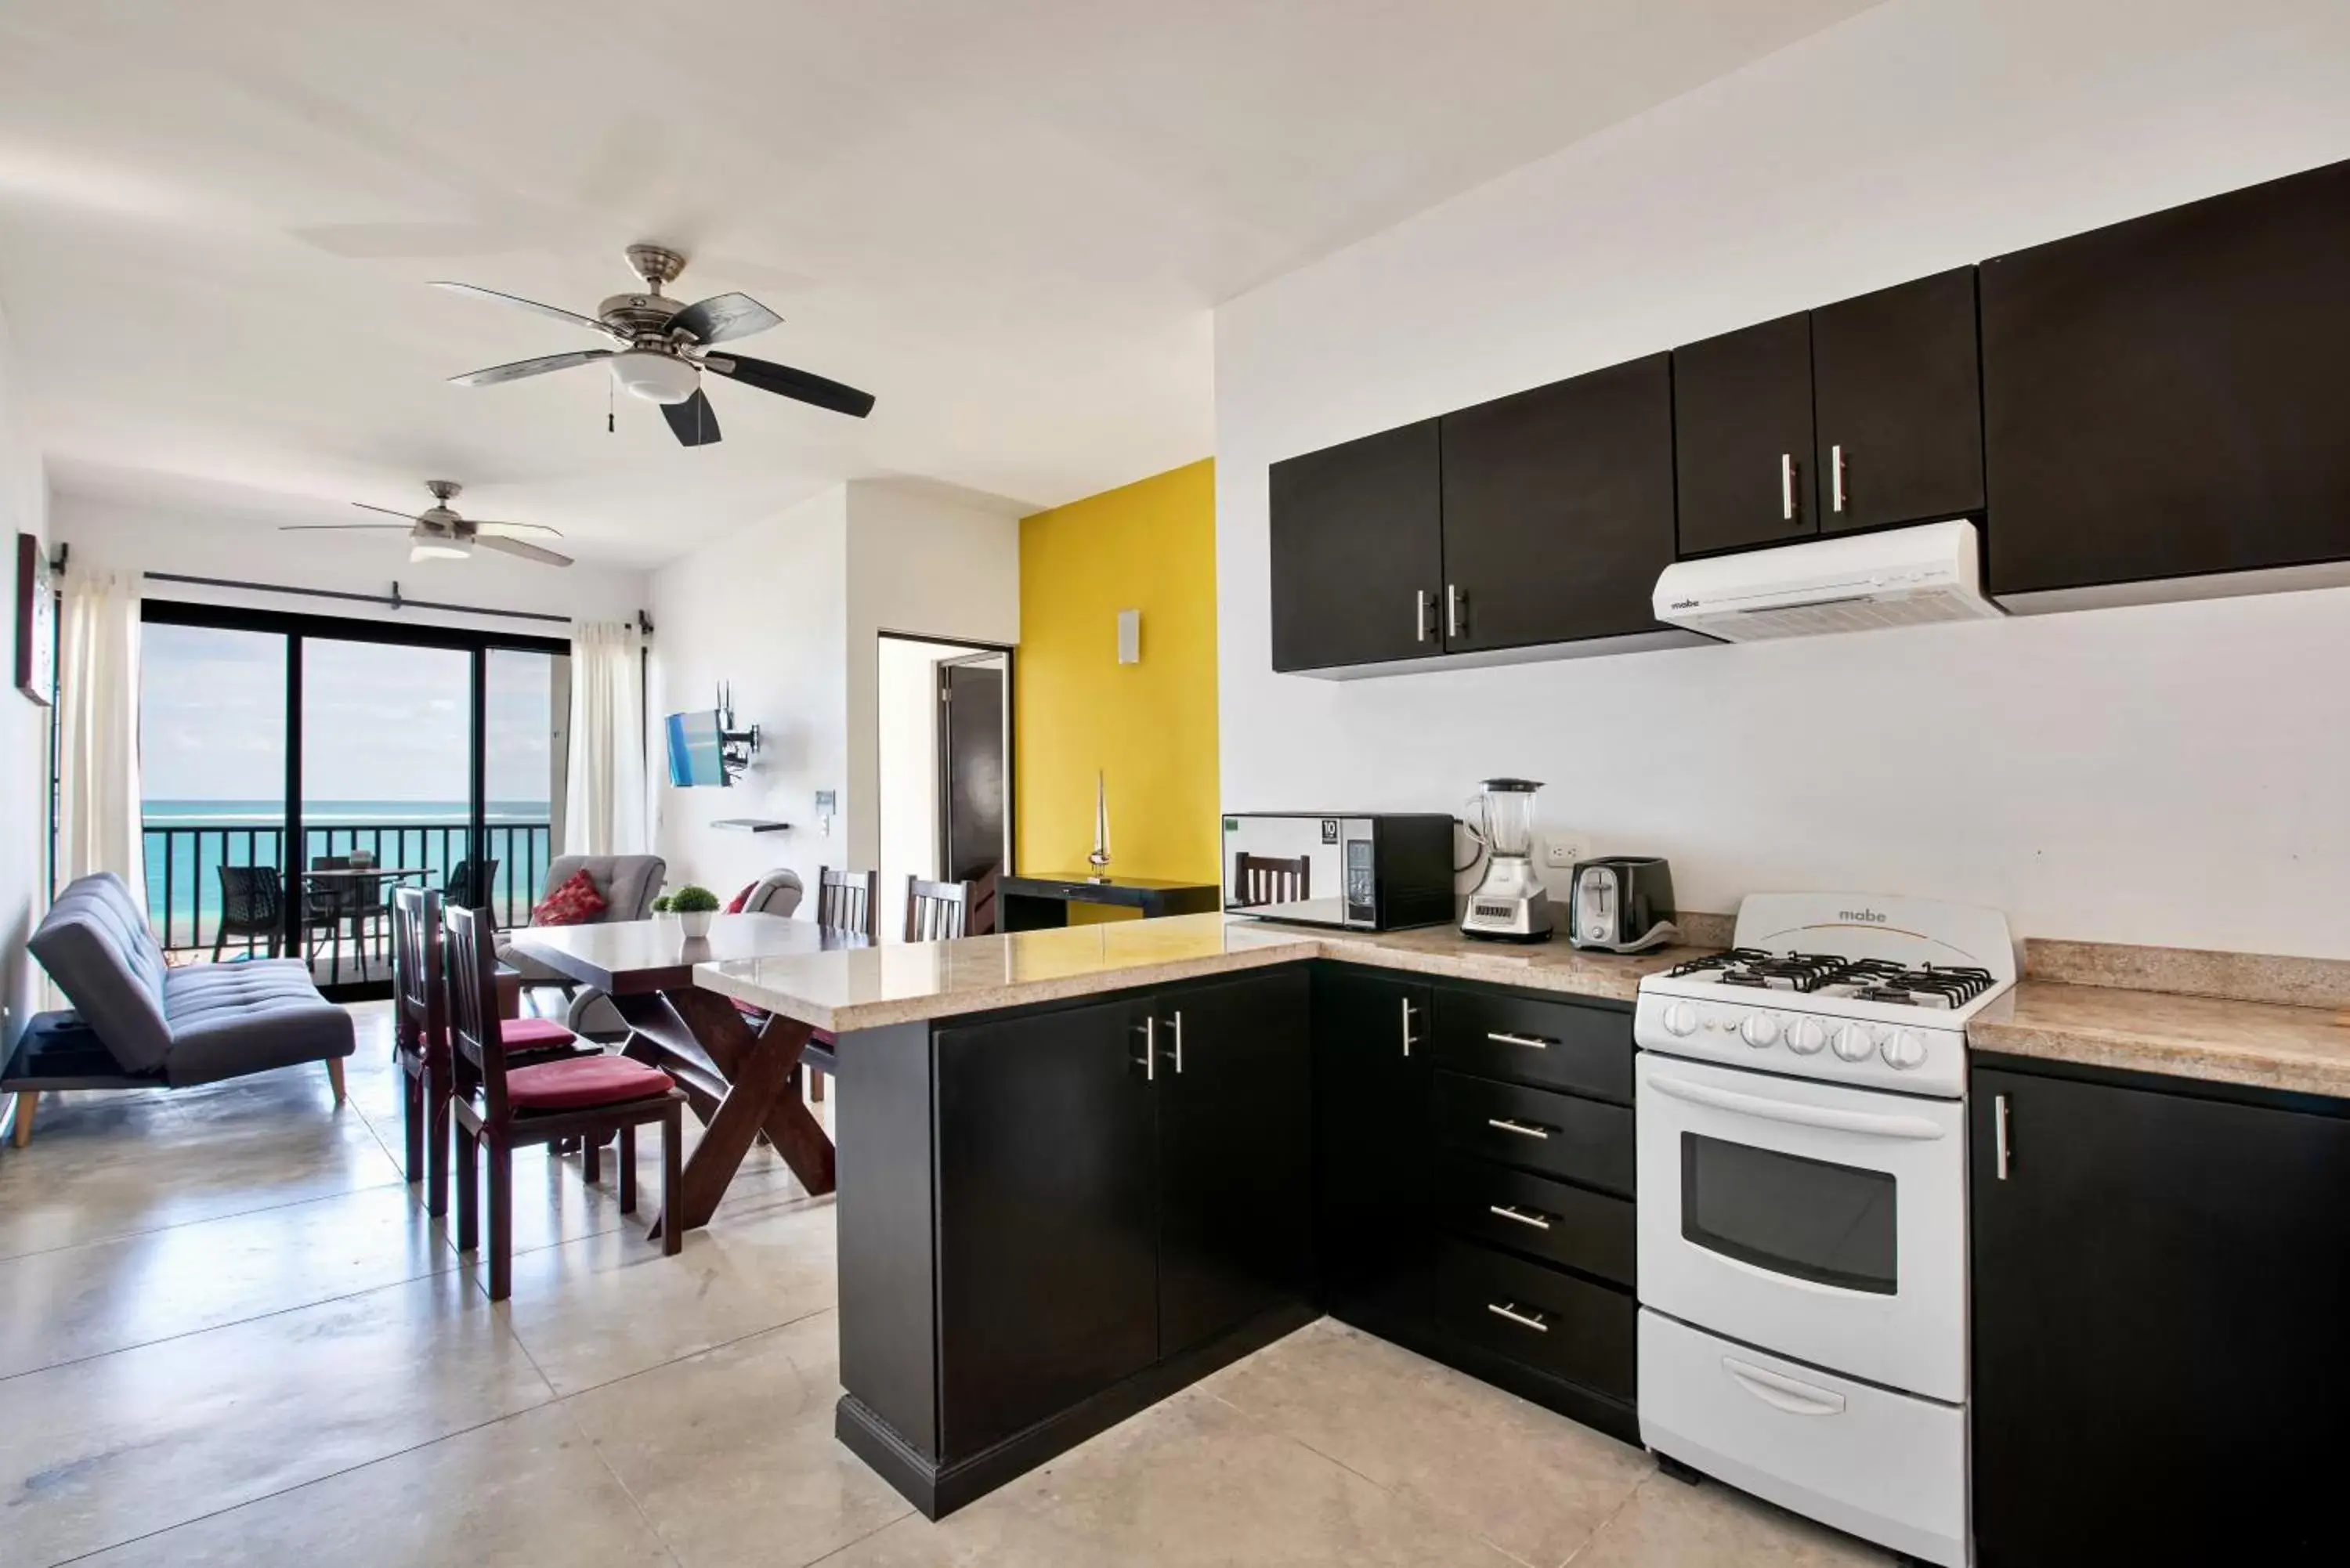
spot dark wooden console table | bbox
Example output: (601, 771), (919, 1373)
(996, 873), (1222, 931)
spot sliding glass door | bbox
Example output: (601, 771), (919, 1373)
(139, 601), (568, 999)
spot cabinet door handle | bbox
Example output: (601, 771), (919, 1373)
(1485, 1030), (1553, 1051)
(1133, 1016), (1155, 1082)
(1415, 589), (1430, 644)
(1400, 997), (1421, 1057)
(1994, 1093), (2010, 1180)
(1830, 443), (1846, 514)
(1487, 1301), (1549, 1333)
(1486, 1116), (1550, 1140)
(1446, 583), (1465, 640)
(1780, 453), (1799, 522)
(1163, 1010), (1184, 1075)
(1488, 1202), (1553, 1231)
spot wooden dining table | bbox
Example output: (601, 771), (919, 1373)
(505, 914), (868, 1237)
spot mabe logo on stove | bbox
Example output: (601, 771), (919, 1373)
(1839, 908), (1889, 923)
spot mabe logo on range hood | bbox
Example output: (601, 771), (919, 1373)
(1651, 519), (2004, 644)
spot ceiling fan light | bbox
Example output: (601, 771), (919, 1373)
(610, 349), (700, 405)
(410, 537), (472, 562)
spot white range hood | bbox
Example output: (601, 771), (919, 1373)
(1652, 519), (2003, 643)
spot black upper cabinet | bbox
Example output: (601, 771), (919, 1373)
(1438, 354), (1676, 651)
(934, 998), (1160, 1458)
(1981, 157), (2350, 598)
(1155, 969), (1313, 1355)
(1673, 310), (1816, 556)
(1971, 1064), (2350, 1566)
(1268, 421), (1442, 671)
(1311, 967), (1435, 1335)
(1810, 268), (1984, 534)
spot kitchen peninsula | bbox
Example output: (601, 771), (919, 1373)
(696, 914), (1703, 1517)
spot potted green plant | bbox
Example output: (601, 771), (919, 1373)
(650, 894), (674, 916)
(668, 883), (720, 938)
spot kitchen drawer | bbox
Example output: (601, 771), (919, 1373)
(1434, 1071), (1635, 1197)
(1437, 1156), (1635, 1290)
(1437, 1240), (1635, 1400)
(1431, 987), (1632, 1102)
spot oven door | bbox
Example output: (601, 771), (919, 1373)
(1636, 1051), (1965, 1402)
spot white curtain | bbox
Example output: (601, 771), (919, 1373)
(562, 620), (648, 856)
(57, 567), (146, 905)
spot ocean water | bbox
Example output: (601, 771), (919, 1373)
(143, 799), (554, 948)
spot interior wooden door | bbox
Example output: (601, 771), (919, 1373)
(937, 654), (1007, 887)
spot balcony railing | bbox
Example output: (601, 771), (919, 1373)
(142, 818), (553, 958)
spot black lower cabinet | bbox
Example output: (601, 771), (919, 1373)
(1155, 969), (1313, 1353)
(1972, 1060), (2350, 1566)
(1312, 967), (1435, 1335)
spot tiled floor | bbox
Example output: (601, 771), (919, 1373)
(0, 1003), (1890, 1567)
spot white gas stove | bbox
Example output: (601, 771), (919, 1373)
(1634, 893), (2015, 1568)
(1633, 892), (2016, 1098)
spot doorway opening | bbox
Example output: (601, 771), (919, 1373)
(876, 632), (1012, 939)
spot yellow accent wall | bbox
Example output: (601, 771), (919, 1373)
(1016, 459), (1219, 911)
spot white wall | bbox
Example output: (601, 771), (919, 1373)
(843, 483), (1021, 871)
(54, 494), (647, 637)
(1216, 0), (2350, 958)
(0, 304), (51, 1051)
(647, 486), (850, 905)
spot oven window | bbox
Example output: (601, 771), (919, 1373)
(1681, 1133), (1897, 1295)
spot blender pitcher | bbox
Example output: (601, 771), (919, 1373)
(1462, 778), (1556, 941)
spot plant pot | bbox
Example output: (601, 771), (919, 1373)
(677, 910), (713, 939)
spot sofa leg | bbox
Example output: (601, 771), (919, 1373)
(11, 1092), (34, 1149)
(325, 1057), (347, 1106)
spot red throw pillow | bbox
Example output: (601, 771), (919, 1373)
(531, 869), (608, 927)
(725, 881), (756, 915)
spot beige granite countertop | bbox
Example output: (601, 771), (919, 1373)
(1969, 980), (2350, 1097)
(695, 912), (1706, 1031)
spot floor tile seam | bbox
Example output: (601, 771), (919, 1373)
(1197, 1389), (1545, 1568)
(35, 1391), (566, 1568)
(544, 1392), (690, 1568)
(524, 1298), (839, 1401)
(1555, 1469), (1663, 1567)
(0, 1174), (414, 1265)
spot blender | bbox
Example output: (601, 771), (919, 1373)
(1460, 778), (1555, 941)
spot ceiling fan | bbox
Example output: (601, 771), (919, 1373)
(432, 244), (876, 446)
(280, 480), (574, 568)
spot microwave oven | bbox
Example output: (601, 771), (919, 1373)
(1220, 813), (1455, 931)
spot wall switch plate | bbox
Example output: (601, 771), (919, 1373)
(815, 789), (837, 837)
(1542, 836), (1585, 869)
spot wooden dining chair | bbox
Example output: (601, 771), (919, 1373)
(1234, 851), (1311, 907)
(392, 888), (588, 1219)
(800, 867), (880, 1104)
(444, 902), (685, 1299)
(903, 876), (973, 941)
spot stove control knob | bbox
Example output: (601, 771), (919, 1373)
(1831, 1023), (1877, 1062)
(1661, 1002), (1699, 1038)
(1785, 1017), (1828, 1055)
(1738, 1013), (1780, 1049)
(1882, 1029), (1929, 1071)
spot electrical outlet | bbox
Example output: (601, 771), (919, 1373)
(1542, 836), (1586, 869)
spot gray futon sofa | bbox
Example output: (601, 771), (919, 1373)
(9, 873), (354, 1143)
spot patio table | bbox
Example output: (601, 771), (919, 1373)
(506, 913), (863, 1236)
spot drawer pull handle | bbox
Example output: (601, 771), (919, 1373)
(1487, 1301), (1549, 1333)
(1485, 1031), (1554, 1050)
(1488, 1202), (1553, 1230)
(1486, 1116), (1550, 1140)
(1723, 1355), (1846, 1418)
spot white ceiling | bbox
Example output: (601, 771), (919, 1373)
(0, 0), (1875, 567)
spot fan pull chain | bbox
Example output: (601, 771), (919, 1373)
(607, 376), (615, 434)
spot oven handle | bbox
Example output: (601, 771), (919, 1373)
(1645, 1073), (1946, 1140)
(1722, 1356), (1848, 1418)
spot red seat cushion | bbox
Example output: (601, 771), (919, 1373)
(506, 1054), (673, 1111)
(503, 1017), (577, 1051)
(531, 869), (608, 927)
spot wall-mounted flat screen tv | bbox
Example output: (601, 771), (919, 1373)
(665, 710), (729, 788)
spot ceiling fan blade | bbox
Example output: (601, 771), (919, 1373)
(449, 349), (614, 387)
(472, 534), (574, 568)
(661, 388), (723, 447)
(472, 520), (564, 538)
(702, 353), (875, 418)
(428, 280), (616, 337)
(279, 523), (414, 532)
(351, 501), (422, 520)
(671, 291), (783, 346)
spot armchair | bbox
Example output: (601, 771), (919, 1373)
(496, 854), (666, 1040)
